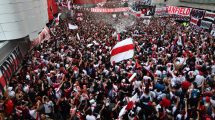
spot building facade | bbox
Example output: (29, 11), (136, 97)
(0, 0), (49, 41)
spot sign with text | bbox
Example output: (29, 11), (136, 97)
(167, 6), (192, 16)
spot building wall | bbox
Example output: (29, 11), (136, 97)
(152, 0), (215, 10)
(0, 0), (49, 41)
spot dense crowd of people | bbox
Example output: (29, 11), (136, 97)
(0, 5), (215, 120)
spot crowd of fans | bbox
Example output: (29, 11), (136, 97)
(0, 6), (215, 120)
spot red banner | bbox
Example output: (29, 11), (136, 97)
(91, 7), (129, 13)
(167, 6), (192, 16)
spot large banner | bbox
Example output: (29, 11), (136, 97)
(190, 9), (205, 19)
(204, 11), (215, 21)
(155, 7), (167, 15)
(0, 47), (22, 84)
(200, 20), (212, 29)
(167, 6), (192, 16)
(91, 7), (129, 13)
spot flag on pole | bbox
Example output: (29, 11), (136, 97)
(110, 38), (134, 64)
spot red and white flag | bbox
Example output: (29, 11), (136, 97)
(110, 38), (134, 64)
(190, 17), (199, 25)
(0, 70), (6, 94)
(118, 93), (139, 119)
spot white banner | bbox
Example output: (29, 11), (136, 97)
(68, 24), (78, 30)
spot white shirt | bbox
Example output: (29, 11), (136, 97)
(194, 75), (205, 86)
(44, 101), (54, 114)
(86, 115), (96, 120)
(133, 81), (141, 90)
(155, 70), (162, 77)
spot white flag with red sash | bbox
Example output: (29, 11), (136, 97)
(110, 38), (134, 64)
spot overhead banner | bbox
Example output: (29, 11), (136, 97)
(190, 9), (205, 19)
(167, 6), (192, 16)
(0, 47), (22, 83)
(204, 11), (215, 21)
(155, 7), (167, 15)
(200, 20), (212, 29)
(91, 7), (129, 13)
